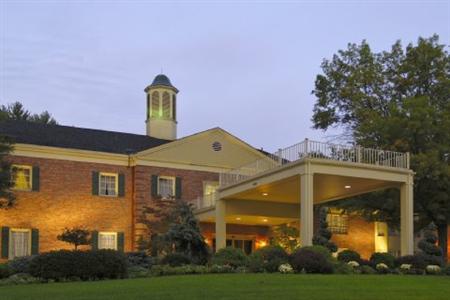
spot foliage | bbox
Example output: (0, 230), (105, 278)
(0, 102), (58, 125)
(444, 265), (450, 276)
(7, 256), (34, 274)
(269, 224), (300, 253)
(425, 265), (441, 275)
(417, 223), (444, 265)
(0, 273), (39, 285)
(359, 265), (376, 274)
(150, 265), (211, 277)
(278, 263), (294, 274)
(126, 251), (156, 269)
(311, 35), (450, 259)
(0, 264), (10, 279)
(248, 245), (289, 273)
(140, 199), (210, 264)
(0, 135), (15, 208)
(289, 248), (333, 274)
(161, 253), (192, 267)
(29, 250), (127, 281)
(127, 266), (150, 279)
(337, 250), (361, 263)
(301, 245), (333, 262)
(334, 262), (354, 274)
(312, 207), (337, 252)
(57, 227), (91, 250)
(211, 247), (248, 269)
(370, 252), (395, 269)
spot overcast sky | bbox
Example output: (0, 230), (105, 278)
(1, 0), (449, 152)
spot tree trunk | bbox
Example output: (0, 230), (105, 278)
(437, 223), (448, 262)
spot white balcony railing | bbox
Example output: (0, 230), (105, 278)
(219, 139), (409, 189)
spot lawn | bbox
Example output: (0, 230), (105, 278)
(1, 274), (449, 300)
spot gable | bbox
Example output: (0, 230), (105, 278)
(135, 128), (269, 170)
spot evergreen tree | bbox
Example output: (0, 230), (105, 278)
(0, 135), (14, 209)
(418, 223), (443, 265)
(312, 207), (338, 252)
(0, 102), (58, 125)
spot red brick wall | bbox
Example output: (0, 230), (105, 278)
(0, 156), (133, 257)
(131, 165), (219, 249)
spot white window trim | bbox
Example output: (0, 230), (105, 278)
(157, 176), (176, 199)
(9, 228), (32, 259)
(98, 172), (118, 197)
(98, 232), (118, 250)
(11, 164), (33, 191)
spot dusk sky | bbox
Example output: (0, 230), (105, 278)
(1, 0), (449, 153)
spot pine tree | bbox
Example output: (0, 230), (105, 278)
(312, 207), (338, 252)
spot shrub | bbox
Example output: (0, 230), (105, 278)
(128, 266), (149, 278)
(444, 265), (450, 276)
(347, 261), (359, 268)
(126, 251), (156, 269)
(211, 247), (248, 269)
(290, 248), (333, 274)
(29, 249), (127, 281)
(312, 207), (337, 252)
(302, 245), (333, 261)
(161, 253), (191, 267)
(0, 264), (10, 279)
(370, 252), (395, 269)
(337, 250), (361, 263)
(375, 263), (389, 274)
(149, 264), (209, 277)
(360, 265), (376, 274)
(2, 273), (39, 285)
(334, 262), (354, 274)
(425, 265), (441, 275)
(7, 256), (34, 274)
(395, 254), (427, 270)
(278, 263), (293, 274)
(248, 246), (289, 273)
(209, 264), (234, 273)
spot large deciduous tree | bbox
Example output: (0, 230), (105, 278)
(312, 35), (450, 259)
(0, 135), (14, 208)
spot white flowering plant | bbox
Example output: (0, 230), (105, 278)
(376, 263), (389, 273)
(278, 263), (294, 274)
(347, 261), (360, 268)
(400, 264), (412, 271)
(425, 265), (441, 275)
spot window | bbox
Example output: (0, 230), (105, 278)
(162, 91), (171, 118)
(151, 91), (160, 117)
(99, 173), (118, 196)
(327, 212), (348, 234)
(9, 229), (31, 259)
(158, 176), (175, 199)
(213, 238), (253, 255)
(11, 165), (32, 191)
(203, 181), (219, 206)
(98, 232), (117, 250)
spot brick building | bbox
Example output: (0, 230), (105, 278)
(1, 74), (447, 261)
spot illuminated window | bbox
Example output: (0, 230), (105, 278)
(151, 91), (160, 117)
(9, 229), (31, 259)
(11, 165), (32, 191)
(203, 181), (219, 206)
(327, 212), (348, 234)
(98, 232), (117, 250)
(158, 176), (175, 199)
(99, 173), (118, 196)
(162, 92), (170, 118)
(213, 238), (253, 255)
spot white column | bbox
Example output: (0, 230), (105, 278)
(300, 165), (314, 247)
(215, 198), (226, 252)
(400, 175), (414, 255)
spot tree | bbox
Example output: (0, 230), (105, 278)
(312, 207), (338, 252)
(140, 199), (210, 264)
(311, 35), (450, 259)
(418, 223), (444, 265)
(0, 102), (58, 125)
(57, 227), (91, 250)
(0, 135), (15, 208)
(270, 224), (300, 253)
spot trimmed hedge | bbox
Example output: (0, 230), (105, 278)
(370, 252), (395, 269)
(290, 248), (333, 274)
(212, 247), (248, 269)
(29, 249), (127, 281)
(161, 253), (192, 267)
(8, 256), (34, 274)
(0, 264), (10, 279)
(337, 250), (361, 263)
(248, 246), (289, 273)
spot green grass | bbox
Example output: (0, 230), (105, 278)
(1, 274), (449, 300)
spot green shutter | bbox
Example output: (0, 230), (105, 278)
(117, 232), (124, 252)
(175, 177), (182, 199)
(118, 173), (125, 197)
(31, 229), (39, 255)
(1, 227), (9, 259)
(92, 171), (99, 195)
(91, 231), (98, 250)
(32, 166), (40, 191)
(151, 175), (158, 197)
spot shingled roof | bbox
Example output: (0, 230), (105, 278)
(0, 120), (172, 154)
